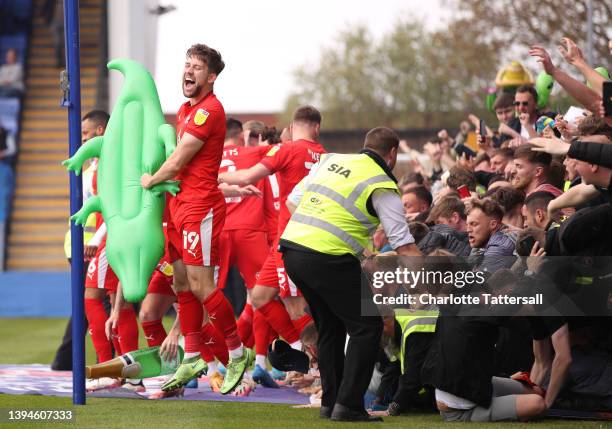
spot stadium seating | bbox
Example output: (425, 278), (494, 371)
(0, 34), (28, 63)
(0, 97), (21, 135)
(0, 0), (29, 271)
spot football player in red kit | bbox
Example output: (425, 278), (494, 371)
(218, 106), (324, 372)
(141, 44), (252, 394)
(218, 118), (282, 386)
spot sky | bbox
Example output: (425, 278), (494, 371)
(154, 0), (443, 114)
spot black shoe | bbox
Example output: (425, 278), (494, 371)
(320, 406), (332, 419)
(331, 404), (383, 422)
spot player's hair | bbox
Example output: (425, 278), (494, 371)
(82, 110), (110, 128)
(426, 196), (466, 223)
(292, 105), (321, 125)
(225, 118), (243, 140)
(243, 120), (266, 138)
(467, 198), (504, 221)
(524, 191), (555, 214)
(186, 44), (225, 75)
(364, 126), (399, 156)
(493, 92), (515, 111)
(515, 84), (538, 103)
(403, 185), (432, 207)
(262, 126), (281, 144)
(514, 143), (552, 166)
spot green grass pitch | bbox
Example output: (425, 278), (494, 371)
(0, 318), (609, 429)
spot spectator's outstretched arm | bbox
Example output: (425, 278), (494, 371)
(545, 324), (572, 408)
(548, 183), (599, 215)
(531, 337), (553, 385)
(558, 37), (608, 96)
(529, 45), (602, 115)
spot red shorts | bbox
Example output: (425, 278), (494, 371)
(257, 246), (302, 298)
(85, 245), (119, 292)
(147, 269), (175, 296)
(167, 197), (226, 266)
(218, 229), (269, 290)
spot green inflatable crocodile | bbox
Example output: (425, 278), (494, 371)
(63, 59), (179, 302)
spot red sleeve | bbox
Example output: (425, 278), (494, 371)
(183, 107), (220, 142)
(259, 144), (290, 174)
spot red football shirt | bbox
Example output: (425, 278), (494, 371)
(259, 139), (326, 233)
(174, 91), (226, 204)
(220, 144), (270, 231)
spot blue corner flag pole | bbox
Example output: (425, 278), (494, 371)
(62, 0), (85, 405)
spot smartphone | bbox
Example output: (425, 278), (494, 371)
(479, 119), (486, 141)
(604, 81), (612, 118)
(457, 185), (471, 199)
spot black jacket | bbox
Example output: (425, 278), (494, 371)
(421, 314), (502, 407)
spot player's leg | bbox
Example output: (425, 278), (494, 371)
(186, 204), (255, 393)
(277, 252), (314, 337)
(140, 270), (176, 347)
(84, 250), (122, 391)
(233, 229), (269, 348)
(252, 251), (302, 349)
(161, 217), (207, 391)
(83, 250), (113, 362)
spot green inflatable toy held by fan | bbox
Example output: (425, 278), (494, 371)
(63, 59), (179, 302)
(86, 345), (185, 379)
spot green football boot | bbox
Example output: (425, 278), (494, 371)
(220, 348), (255, 395)
(161, 356), (207, 392)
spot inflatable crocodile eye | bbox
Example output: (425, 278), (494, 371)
(63, 59), (178, 302)
(535, 72), (553, 110)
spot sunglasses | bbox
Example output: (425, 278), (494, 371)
(513, 101), (530, 107)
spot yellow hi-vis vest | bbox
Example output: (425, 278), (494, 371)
(63, 214), (97, 259)
(63, 162), (98, 259)
(394, 309), (438, 374)
(281, 153), (399, 256)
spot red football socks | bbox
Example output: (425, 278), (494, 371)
(84, 298), (113, 362)
(201, 322), (229, 365)
(237, 303), (254, 348)
(177, 291), (203, 353)
(258, 299), (300, 344)
(203, 289), (242, 352)
(253, 309), (274, 356)
(117, 306), (139, 354)
(292, 314), (313, 335)
(141, 319), (167, 347)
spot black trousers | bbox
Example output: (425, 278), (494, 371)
(283, 248), (382, 412)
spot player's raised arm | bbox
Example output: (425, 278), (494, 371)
(218, 162), (271, 187)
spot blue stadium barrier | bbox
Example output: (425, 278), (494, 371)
(0, 272), (71, 317)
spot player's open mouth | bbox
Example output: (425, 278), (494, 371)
(184, 77), (195, 90)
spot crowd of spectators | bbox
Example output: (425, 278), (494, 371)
(286, 37), (612, 422)
(362, 37), (612, 421)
